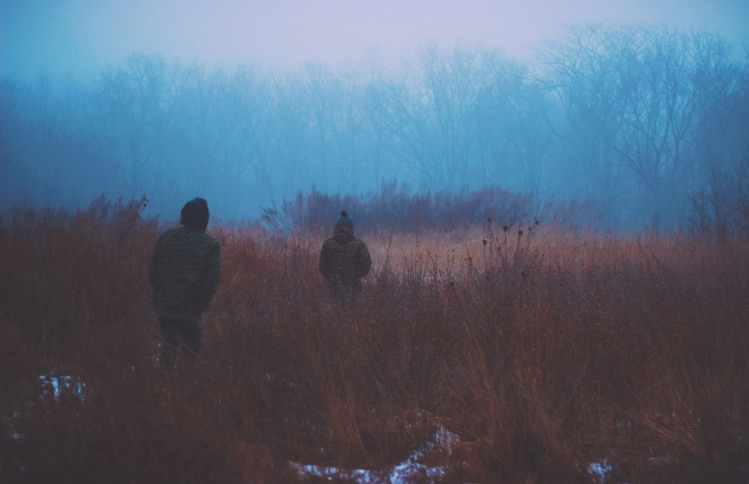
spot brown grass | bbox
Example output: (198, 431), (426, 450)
(1, 200), (747, 483)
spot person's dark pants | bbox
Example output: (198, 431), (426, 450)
(328, 280), (363, 307)
(159, 317), (202, 370)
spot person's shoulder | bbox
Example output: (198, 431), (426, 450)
(166, 226), (219, 246)
(156, 226), (182, 242)
(201, 230), (218, 242)
(321, 237), (338, 248)
(195, 230), (220, 247)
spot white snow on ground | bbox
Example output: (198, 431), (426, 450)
(38, 374), (87, 401)
(22, 377), (618, 482)
(293, 456), (615, 484)
(290, 422), (617, 483)
(289, 460), (445, 484)
(289, 424), (458, 483)
(6, 375), (87, 443)
(588, 460), (613, 483)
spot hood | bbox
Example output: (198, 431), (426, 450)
(180, 197), (209, 231)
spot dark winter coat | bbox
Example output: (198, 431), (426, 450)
(148, 226), (221, 320)
(319, 225), (372, 290)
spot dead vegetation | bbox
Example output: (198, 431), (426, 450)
(1, 199), (747, 483)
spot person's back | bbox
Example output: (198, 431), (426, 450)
(319, 211), (371, 298)
(149, 225), (220, 320)
(148, 197), (220, 369)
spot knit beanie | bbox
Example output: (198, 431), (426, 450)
(180, 197), (209, 232)
(336, 210), (354, 229)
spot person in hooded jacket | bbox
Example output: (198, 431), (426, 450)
(149, 197), (220, 370)
(319, 211), (372, 303)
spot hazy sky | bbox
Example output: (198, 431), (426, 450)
(2, 0), (748, 80)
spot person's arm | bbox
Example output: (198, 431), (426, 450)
(319, 242), (332, 280)
(358, 242), (372, 278)
(199, 242), (221, 311)
(148, 235), (162, 288)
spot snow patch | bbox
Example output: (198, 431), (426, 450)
(290, 424), (459, 483)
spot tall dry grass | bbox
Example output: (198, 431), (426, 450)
(1, 200), (747, 483)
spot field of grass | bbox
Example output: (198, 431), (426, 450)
(1, 199), (748, 483)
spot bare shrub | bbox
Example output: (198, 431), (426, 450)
(261, 181), (602, 234)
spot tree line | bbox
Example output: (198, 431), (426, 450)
(1, 24), (747, 234)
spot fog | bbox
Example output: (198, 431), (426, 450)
(1, 1), (748, 231)
(3, 0), (748, 79)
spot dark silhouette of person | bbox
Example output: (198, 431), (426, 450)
(148, 198), (220, 370)
(319, 210), (372, 304)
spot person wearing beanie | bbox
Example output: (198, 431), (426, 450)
(148, 197), (221, 370)
(336, 210), (354, 229)
(319, 210), (372, 303)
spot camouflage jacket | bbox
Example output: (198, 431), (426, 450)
(148, 226), (220, 320)
(319, 225), (372, 288)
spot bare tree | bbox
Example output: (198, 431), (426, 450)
(687, 49), (749, 238)
(98, 54), (183, 196)
(475, 65), (554, 198)
(372, 46), (511, 191)
(542, 25), (737, 229)
(540, 25), (635, 227)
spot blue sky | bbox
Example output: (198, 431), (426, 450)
(2, 0), (748, 80)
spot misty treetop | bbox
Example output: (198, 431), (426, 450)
(1, 24), (747, 233)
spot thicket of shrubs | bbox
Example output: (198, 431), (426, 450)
(261, 181), (604, 233)
(1, 197), (747, 483)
